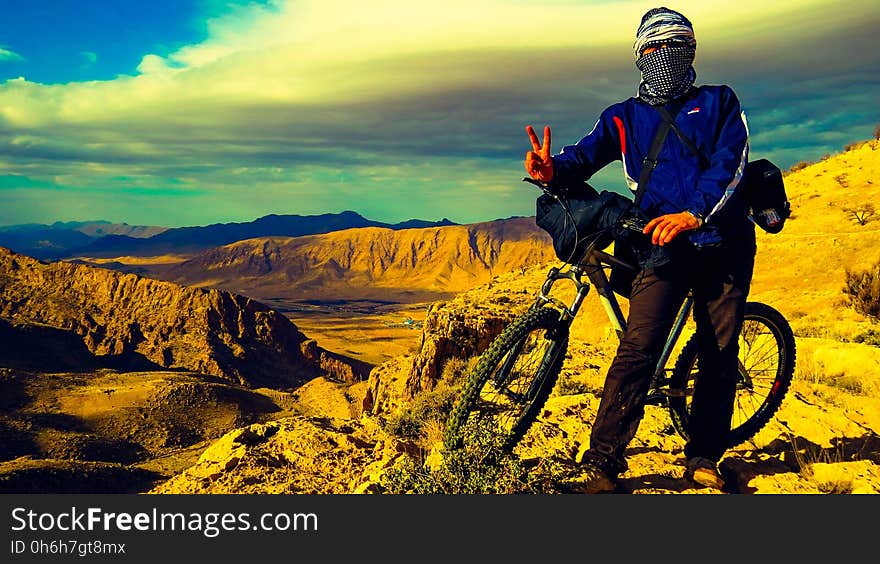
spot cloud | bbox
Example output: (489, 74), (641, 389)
(0, 47), (24, 62)
(80, 51), (98, 68)
(0, 0), (878, 226)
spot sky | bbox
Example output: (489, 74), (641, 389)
(0, 0), (878, 227)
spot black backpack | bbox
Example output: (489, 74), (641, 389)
(740, 158), (791, 234)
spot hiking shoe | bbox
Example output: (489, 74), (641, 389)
(562, 463), (617, 494)
(685, 457), (725, 489)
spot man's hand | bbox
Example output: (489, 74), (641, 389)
(525, 125), (554, 182)
(643, 212), (703, 246)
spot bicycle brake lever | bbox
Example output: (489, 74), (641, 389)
(522, 177), (549, 189)
(522, 177), (562, 201)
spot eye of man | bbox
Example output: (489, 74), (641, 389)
(641, 43), (669, 56)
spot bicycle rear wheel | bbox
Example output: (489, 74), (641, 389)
(443, 305), (568, 453)
(667, 301), (796, 448)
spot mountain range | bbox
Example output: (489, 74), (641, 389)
(0, 212), (457, 260)
(150, 217), (554, 305)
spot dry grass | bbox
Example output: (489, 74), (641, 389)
(788, 433), (854, 494)
(794, 339), (880, 399)
(439, 355), (480, 387)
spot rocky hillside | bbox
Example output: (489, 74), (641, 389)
(152, 139), (880, 495)
(155, 217), (554, 303)
(0, 367), (289, 493)
(0, 247), (369, 388)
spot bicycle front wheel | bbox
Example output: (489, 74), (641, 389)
(443, 305), (568, 453)
(667, 301), (796, 448)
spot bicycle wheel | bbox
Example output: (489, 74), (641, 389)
(443, 305), (568, 453)
(667, 301), (796, 448)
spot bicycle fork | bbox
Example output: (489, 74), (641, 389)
(491, 266), (585, 399)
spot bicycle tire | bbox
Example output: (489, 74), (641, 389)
(443, 305), (568, 452)
(667, 301), (796, 448)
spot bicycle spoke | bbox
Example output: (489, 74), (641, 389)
(660, 303), (795, 450)
(474, 328), (555, 437)
(733, 386), (761, 426)
(741, 333), (779, 370)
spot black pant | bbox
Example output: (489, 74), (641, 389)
(582, 233), (756, 476)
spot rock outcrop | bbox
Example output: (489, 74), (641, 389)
(150, 415), (407, 494)
(366, 264), (545, 414)
(0, 247), (368, 387)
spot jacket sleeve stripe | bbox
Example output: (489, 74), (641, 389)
(706, 109), (749, 220)
(612, 116), (638, 192)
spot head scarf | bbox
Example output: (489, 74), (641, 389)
(633, 7), (697, 106)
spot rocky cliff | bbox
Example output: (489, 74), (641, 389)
(0, 247), (369, 387)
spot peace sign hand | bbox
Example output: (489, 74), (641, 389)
(524, 124), (554, 182)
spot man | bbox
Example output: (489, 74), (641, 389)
(524, 6), (755, 492)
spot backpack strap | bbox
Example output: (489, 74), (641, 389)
(654, 105), (711, 170)
(633, 96), (691, 206)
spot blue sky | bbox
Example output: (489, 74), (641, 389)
(0, 1), (207, 84)
(0, 0), (878, 228)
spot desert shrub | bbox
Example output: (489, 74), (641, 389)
(788, 161), (811, 173)
(793, 325), (831, 339)
(381, 385), (459, 441)
(841, 203), (876, 226)
(830, 374), (869, 396)
(874, 123), (880, 141)
(554, 373), (592, 396)
(439, 355), (478, 386)
(851, 328), (880, 346)
(379, 420), (570, 494)
(843, 260), (880, 321)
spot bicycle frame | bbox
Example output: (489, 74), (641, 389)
(533, 242), (694, 388)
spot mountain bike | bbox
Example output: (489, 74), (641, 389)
(443, 178), (796, 454)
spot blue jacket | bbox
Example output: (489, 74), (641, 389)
(550, 84), (751, 248)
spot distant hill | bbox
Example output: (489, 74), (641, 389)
(152, 217), (553, 305)
(0, 220), (167, 238)
(64, 211), (458, 259)
(0, 228), (94, 260)
(0, 221), (168, 260)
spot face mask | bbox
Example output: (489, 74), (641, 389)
(636, 44), (696, 104)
